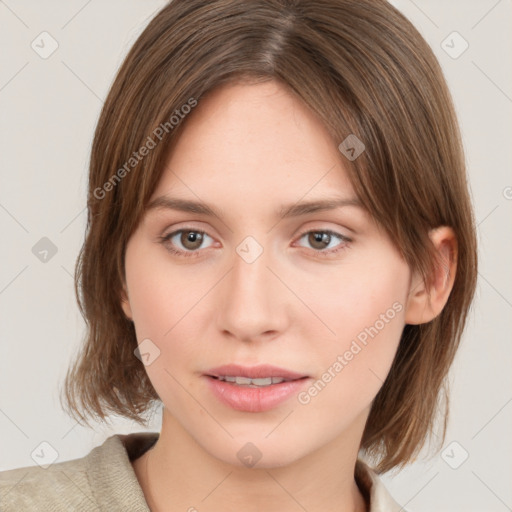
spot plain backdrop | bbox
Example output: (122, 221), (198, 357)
(1, 1), (511, 511)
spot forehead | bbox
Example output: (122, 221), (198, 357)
(151, 80), (356, 212)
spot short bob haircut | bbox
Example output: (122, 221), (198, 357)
(61, 0), (478, 473)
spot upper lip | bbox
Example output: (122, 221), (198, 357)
(205, 364), (308, 381)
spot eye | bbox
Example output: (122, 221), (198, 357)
(159, 228), (214, 258)
(294, 229), (351, 256)
(159, 227), (352, 259)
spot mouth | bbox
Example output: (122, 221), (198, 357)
(203, 365), (311, 412)
(205, 364), (308, 383)
(206, 375), (308, 388)
(203, 363), (310, 405)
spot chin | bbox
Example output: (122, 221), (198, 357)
(203, 435), (307, 470)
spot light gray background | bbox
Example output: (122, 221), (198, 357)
(1, 1), (511, 511)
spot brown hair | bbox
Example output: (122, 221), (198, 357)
(61, 0), (478, 473)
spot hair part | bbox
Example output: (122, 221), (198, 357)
(61, 0), (478, 473)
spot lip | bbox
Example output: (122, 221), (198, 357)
(205, 364), (307, 380)
(203, 364), (310, 413)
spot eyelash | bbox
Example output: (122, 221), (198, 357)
(159, 228), (352, 259)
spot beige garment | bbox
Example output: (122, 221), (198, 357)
(0, 432), (405, 511)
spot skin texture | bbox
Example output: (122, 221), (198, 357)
(122, 80), (457, 512)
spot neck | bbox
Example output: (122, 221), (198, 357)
(133, 409), (369, 512)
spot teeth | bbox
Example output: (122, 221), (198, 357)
(216, 376), (287, 386)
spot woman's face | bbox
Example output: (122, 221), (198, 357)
(122, 79), (414, 468)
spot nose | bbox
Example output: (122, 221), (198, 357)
(215, 238), (290, 343)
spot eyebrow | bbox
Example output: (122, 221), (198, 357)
(146, 195), (364, 219)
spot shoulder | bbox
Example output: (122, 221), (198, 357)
(0, 451), (94, 511)
(0, 432), (158, 512)
(355, 459), (407, 512)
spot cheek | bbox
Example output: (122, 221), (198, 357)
(297, 257), (408, 407)
(124, 240), (206, 381)
(293, 254), (408, 345)
(124, 240), (183, 338)
(124, 247), (197, 405)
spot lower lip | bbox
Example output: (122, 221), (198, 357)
(204, 376), (310, 412)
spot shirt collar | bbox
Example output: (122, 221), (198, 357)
(355, 458), (405, 512)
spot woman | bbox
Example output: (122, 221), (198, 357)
(0, 0), (477, 510)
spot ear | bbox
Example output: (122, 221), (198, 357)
(404, 226), (457, 325)
(120, 282), (133, 321)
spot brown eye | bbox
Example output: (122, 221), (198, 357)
(307, 232), (332, 250)
(179, 230), (204, 250)
(295, 229), (351, 256)
(160, 229), (213, 258)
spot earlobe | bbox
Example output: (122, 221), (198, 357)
(404, 226), (457, 325)
(120, 285), (133, 321)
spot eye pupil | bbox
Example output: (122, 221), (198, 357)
(182, 230), (203, 249)
(309, 232), (330, 250)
